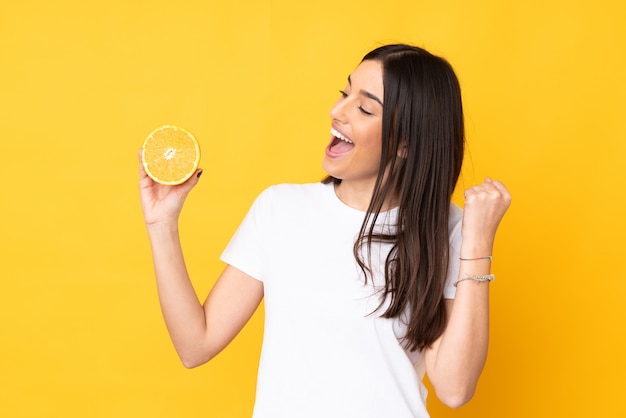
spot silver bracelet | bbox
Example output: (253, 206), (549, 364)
(453, 273), (495, 287)
(459, 256), (493, 261)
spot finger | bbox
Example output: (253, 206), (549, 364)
(464, 184), (479, 198)
(138, 149), (148, 178)
(138, 148), (144, 171)
(464, 182), (497, 203)
(465, 182), (489, 195)
(138, 149), (156, 190)
(464, 186), (481, 202)
(490, 180), (512, 204)
(489, 179), (507, 191)
(176, 168), (204, 194)
(485, 179), (508, 195)
(189, 168), (203, 186)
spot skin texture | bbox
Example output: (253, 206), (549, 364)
(139, 59), (511, 408)
(139, 158), (264, 367)
(322, 60), (385, 210)
(424, 177), (510, 406)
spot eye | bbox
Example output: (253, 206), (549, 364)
(339, 90), (348, 98)
(358, 106), (373, 116)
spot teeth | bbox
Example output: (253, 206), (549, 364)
(331, 127), (353, 144)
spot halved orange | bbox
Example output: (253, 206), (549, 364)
(141, 125), (201, 185)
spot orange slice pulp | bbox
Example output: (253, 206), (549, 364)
(141, 125), (200, 185)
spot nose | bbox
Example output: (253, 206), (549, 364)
(330, 96), (349, 124)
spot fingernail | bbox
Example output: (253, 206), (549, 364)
(197, 170), (203, 179)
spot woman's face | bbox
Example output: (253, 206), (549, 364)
(322, 59), (384, 187)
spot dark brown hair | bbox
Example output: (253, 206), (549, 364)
(324, 44), (465, 351)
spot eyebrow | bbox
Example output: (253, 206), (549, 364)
(348, 75), (383, 107)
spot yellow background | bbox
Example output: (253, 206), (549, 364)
(1, 0), (624, 416)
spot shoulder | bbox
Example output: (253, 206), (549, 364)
(449, 202), (463, 224)
(247, 182), (336, 231)
(258, 182), (331, 205)
(448, 202), (463, 242)
(264, 182), (328, 195)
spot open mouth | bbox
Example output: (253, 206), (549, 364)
(328, 127), (354, 155)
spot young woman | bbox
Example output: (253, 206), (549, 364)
(139, 44), (511, 417)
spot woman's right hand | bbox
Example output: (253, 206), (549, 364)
(139, 149), (262, 369)
(138, 149), (203, 226)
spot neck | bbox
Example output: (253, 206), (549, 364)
(334, 179), (397, 212)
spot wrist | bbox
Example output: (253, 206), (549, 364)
(460, 248), (493, 260)
(459, 237), (494, 258)
(461, 231), (495, 250)
(146, 219), (179, 235)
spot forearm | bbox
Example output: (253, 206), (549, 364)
(427, 244), (492, 407)
(427, 177), (510, 407)
(147, 222), (210, 366)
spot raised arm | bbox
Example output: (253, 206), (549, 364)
(424, 177), (511, 407)
(139, 150), (263, 368)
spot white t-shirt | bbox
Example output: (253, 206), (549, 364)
(221, 182), (463, 418)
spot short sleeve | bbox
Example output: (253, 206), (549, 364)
(443, 203), (463, 299)
(220, 188), (271, 282)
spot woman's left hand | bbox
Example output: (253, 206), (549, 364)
(461, 178), (512, 249)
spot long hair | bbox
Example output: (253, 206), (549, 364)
(324, 44), (465, 351)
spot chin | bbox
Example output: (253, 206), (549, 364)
(322, 168), (342, 181)
(322, 158), (341, 179)
(321, 159), (333, 177)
